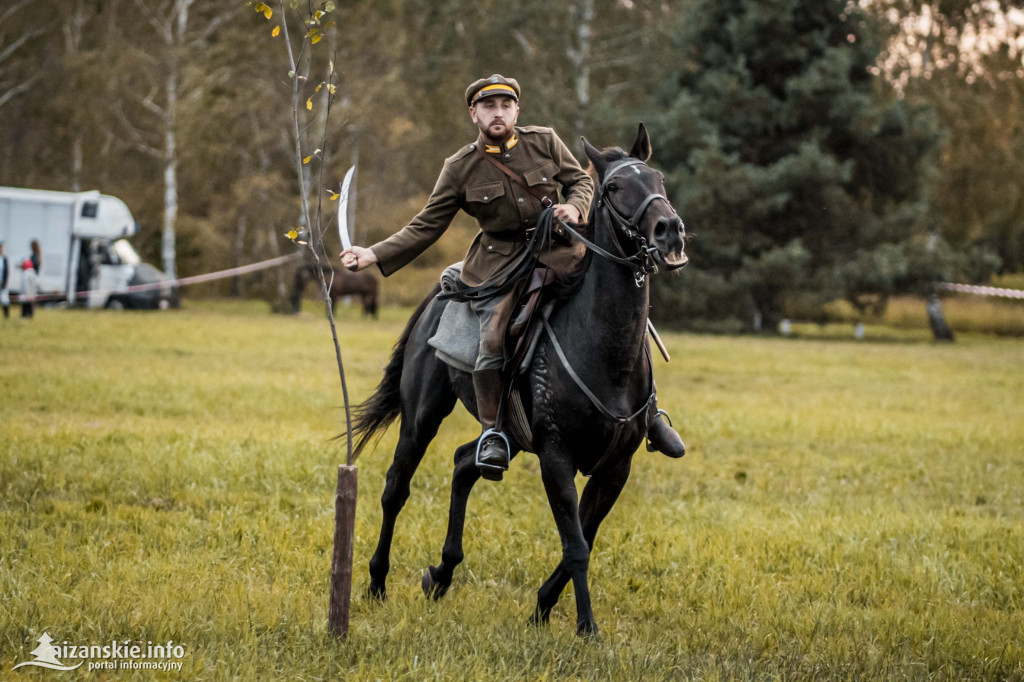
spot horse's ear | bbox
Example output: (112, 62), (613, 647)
(628, 122), (652, 162)
(581, 136), (607, 176)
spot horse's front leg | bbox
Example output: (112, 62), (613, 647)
(368, 372), (456, 600)
(421, 440), (480, 599)
(532, 454), (633, 626)
(537, 452), (599, 636)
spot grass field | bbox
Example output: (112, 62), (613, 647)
(1, 300), (1022, 680)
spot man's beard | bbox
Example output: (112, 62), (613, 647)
(479, 119), (513, 144)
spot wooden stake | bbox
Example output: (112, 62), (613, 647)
(328, 464), (358, 637)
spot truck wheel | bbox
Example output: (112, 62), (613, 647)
(105, 298), (125, 311)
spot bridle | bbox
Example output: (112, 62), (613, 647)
(556, 157), (683, 287)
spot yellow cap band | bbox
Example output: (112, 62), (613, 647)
(473, 84), (518, 103)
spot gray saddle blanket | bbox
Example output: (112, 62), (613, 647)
(427, 262), (478, 373)
(426, 261), (549, 376)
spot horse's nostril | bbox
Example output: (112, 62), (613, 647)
(655, 222), (667, 238)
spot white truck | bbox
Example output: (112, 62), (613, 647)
(0, 186), (173, 309)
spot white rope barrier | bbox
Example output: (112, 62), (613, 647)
(14, 252), (303, 304)
(937, 282), (1024, 300)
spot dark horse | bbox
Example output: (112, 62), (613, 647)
(349, 124), (687, 636)
(291, 264), (378, 316)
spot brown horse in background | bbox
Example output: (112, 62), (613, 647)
(291, 264), (379, 317)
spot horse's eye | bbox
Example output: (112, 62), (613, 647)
(606, 183), (618, 192)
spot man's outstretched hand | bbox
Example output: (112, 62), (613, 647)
(339, 246), (378, 272)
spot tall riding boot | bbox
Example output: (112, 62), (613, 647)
(473, 368), (510, 480)
(646, 405), (686, 458)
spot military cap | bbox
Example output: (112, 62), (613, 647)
(465, 74), (520, 106)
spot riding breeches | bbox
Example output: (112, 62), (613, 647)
(470, 289), (518, 371)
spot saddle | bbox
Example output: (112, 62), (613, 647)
(428, 262), (554, 376)
(427, 262), (562, 452)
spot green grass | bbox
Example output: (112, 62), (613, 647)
(1, 301), (1023, 680)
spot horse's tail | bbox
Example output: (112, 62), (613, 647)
(348, 283), (441, 457)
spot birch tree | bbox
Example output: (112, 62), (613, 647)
(109, 0), (235, 283)
(0, 0), (45, 112)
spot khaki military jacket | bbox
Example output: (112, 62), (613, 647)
(370, 125), (595, 287)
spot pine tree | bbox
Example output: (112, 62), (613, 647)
(648, 0), (942, 330)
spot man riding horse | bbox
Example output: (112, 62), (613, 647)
(339, 74), (685, 476)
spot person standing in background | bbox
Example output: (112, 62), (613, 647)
(0, 242), (9, 319)
(20, 258), (37, 319)
(29, 239), (41, 273)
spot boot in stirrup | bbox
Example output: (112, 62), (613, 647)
(647, 409), (686, 458)
(473, 368), (510, 481)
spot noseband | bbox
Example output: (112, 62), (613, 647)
(556, 158), (679, 287)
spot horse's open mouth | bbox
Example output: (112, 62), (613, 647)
(663, 253), (688, 268)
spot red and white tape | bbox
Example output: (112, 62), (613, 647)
(11, 252), (302, 304)
(938, 282), (1024, 300)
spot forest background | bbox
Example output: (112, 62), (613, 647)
(0, 0), (1021, 332)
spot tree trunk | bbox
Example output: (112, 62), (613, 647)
(231, 213), (247, 297)
(64, 0), (86, 192)
(71, 134), (83, 192)
(926, 292), (955, 341)
(571, 0), (594, 142)
(161, 65), (178, 283)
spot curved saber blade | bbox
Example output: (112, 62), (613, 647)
(337, 165), (356, 252)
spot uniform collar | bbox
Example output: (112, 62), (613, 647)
(479, 130), (519, 155)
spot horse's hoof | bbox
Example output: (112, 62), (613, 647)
(576, 620), (600, 639)
(365, 583), (387, 602)
(528, 607), (550, 627)
(421, 566), (450, 600)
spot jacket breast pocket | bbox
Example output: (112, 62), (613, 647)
(465, 181), (505, 205)
(464, 181), (507, 225)
(523, 162), (559, 192)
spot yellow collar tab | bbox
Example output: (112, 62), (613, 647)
(484, 132), (519, 155)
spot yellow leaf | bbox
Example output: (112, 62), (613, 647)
(285, 230), (298, 240)
(303, 155), (312, 164)
(328, 191), (340, 201)
(263, 5), (272, 19)
(311, 33), (322, 44)
(305, 97), (312, 110)
(305, 28), (319, 38)
(313, 10), (324, 22)
(315, 83), (323, 93)
(253, 2), (264, 14)
(325, 21), (336, 28)
(272, 25), (280, 37)
(328, 84), (336, 94)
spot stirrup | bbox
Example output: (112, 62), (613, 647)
(475, 428), (511, 478)
(646, 409), (674, 452)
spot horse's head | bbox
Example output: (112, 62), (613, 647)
(581, 123), (687, 271)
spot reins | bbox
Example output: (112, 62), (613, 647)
(554, 158), (672, 287)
